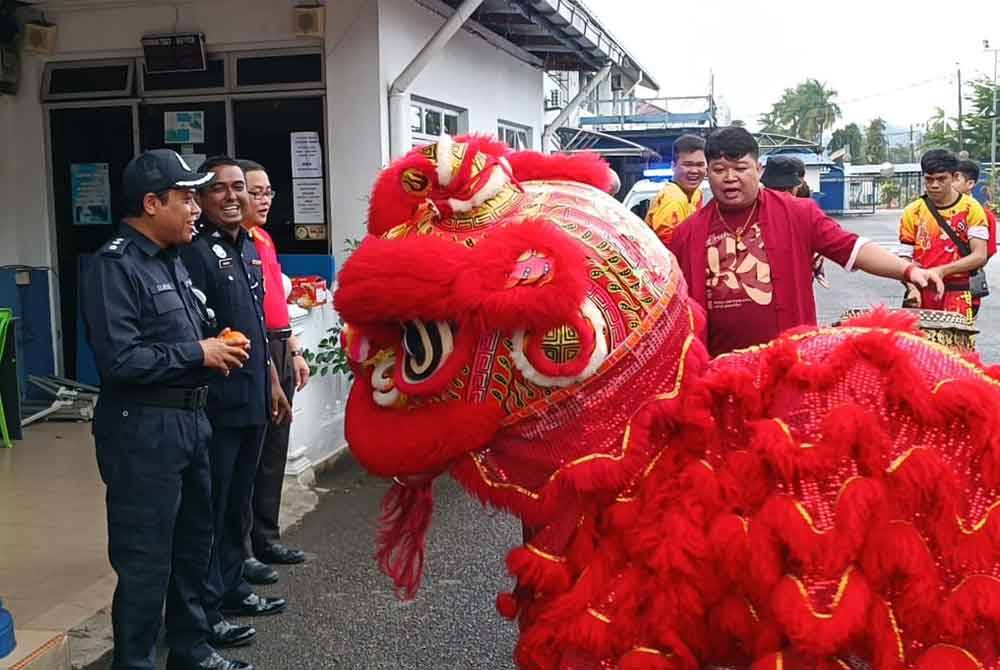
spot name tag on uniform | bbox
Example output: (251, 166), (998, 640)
(152, 283), (175, 294)
(251, 259), (263, 267)
(219, 258), (234, 269)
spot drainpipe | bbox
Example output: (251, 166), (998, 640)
(542, 61), (613, 153)
(389, 0), (486, 158)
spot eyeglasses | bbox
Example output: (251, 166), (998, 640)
(249, 189), (277, 201)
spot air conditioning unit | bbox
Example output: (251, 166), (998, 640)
(294, 6), (325, 38)
(546, 88), (566, 111)
(23, 22), (57, 56)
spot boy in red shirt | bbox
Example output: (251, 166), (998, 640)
(669, 126), (942, 357)
(237, 160), (311, 584)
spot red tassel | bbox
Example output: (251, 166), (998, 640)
(375, 480), (434, 600)
(497, 591), (519, 620)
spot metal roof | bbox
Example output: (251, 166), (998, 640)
(434, 0), (659, 89)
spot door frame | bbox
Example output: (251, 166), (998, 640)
(42, 98), (140, 375)
(44, 88), (328, 376)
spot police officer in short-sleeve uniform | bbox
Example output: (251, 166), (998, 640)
(180, 156), (288, 629)
(81, 150), (254, 670)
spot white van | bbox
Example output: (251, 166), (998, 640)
(623, 170), (712, 222)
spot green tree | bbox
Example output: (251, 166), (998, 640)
(920, 107), (959, 153)
(864, 118), (888, 163)
(760, 79), (842, 143)
(827, 122), (864, 160)
(962, 77), (1000, 162)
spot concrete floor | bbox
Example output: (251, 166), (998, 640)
(0, 421), (111, 634)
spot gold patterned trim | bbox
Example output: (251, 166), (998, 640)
(788, 566), (853, 619)
(524, 543), (567, 563)
(586, 607), (611, 624)
(921, 644), (984, 669)
(471, 307), (696, 502)
(884, 600), (905, 662)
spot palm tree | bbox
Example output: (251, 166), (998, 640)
(761, 79), (841, 144)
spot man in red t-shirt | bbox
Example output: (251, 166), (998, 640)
(669, 127), (943, 357)
(237, 160), (311, 584)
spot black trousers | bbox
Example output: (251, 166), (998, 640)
(95, 405), (214, 670)
(245, 338), (296, 557)
(203, 424), (265, 624)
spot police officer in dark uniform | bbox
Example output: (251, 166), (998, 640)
(81, 150), (254, 670)
(180, 156), (289, 632)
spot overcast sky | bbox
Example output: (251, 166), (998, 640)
(584, 0), (1000, 136)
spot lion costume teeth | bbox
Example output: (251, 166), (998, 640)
(333, 136), (1000, 670)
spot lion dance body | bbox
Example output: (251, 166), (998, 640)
(333, 136), (1000, 670)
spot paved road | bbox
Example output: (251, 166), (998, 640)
(221, 210), (1000, 670)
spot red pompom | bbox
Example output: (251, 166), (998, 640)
(496, 591), (519, 620)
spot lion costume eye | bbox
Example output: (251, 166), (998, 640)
(401, 320), (454, 384)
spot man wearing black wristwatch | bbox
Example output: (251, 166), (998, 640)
(236, 160), (310, 586)
(81, 150), (253, 670)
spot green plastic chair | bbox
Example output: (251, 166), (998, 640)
(0, 308), (12, 448)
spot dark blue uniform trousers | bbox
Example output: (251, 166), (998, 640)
(204, 425), (266, 624)
(95, 406), (214, 670)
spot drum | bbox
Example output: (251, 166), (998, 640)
(837, 308), (978, 353)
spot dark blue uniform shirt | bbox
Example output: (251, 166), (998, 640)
(82, 224), (212, 431)
(180, 221), (270, 427)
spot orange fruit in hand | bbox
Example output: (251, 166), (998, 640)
(218, 327), (251, 350)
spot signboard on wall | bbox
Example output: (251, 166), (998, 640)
(164, 111), (205, 144)
(292, 178), (325, 224)
(290, 131), (323, 179)
(71, 163), (112, 225)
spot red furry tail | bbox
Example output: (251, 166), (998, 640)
(376, 480), (435, 600)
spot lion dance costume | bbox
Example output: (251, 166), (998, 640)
(333, 136), (1000, 670)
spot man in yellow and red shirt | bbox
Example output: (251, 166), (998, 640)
(645, 134), (706, 245)
(899, 150), (989, 320)
(237, 160), (311, 584)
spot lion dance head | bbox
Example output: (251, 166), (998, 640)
(334, 135), (707, 597)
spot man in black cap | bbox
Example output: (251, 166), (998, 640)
(81, 149), (254, 670)
(762, 155), (827, 287)
(180, 156), (289, 635)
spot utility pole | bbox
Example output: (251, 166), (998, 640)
(957, 63), (964, 154)
(910, 124), (915, 163)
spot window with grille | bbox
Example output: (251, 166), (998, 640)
(410, 99), (464, 146)
(497, 120), (532, 150)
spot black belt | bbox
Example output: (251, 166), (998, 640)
(267, 328), (293, 342)
(120, 385), (209, 410)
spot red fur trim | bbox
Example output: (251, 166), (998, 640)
(367, 152), (440, 236)
(334, 219), (591, 334)
(617, 649), (679, 670)
(841, 306), (920, 333)
(770, 569), (872, 656)
(375, 481), (434, 600)
(507, 151), (614, 193)
(913, 645), (985, 670)
(942, 575), (1000, 640)
(496, 591), (519, 620)
(345, 384), (504, 478)
(868, 599), (906, 670)
(506, 546), (572, 594)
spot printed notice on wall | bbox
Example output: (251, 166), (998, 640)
(71, 163), (112, 226)
(165, 111), (205, 144)
(290, 131), (323, 179)
(292, 178), (325, 224)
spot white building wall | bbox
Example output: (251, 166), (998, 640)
(378, 0), (543, 149)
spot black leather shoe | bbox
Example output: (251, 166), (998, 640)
(209, 620), (256, 648)
(166, 650), (254, 670)
(257, 543), (306, 565)
(220, 592), (287, 617)
(243, 558), (279, 585)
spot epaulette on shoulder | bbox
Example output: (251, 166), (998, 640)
(100, 237), (131, 258)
